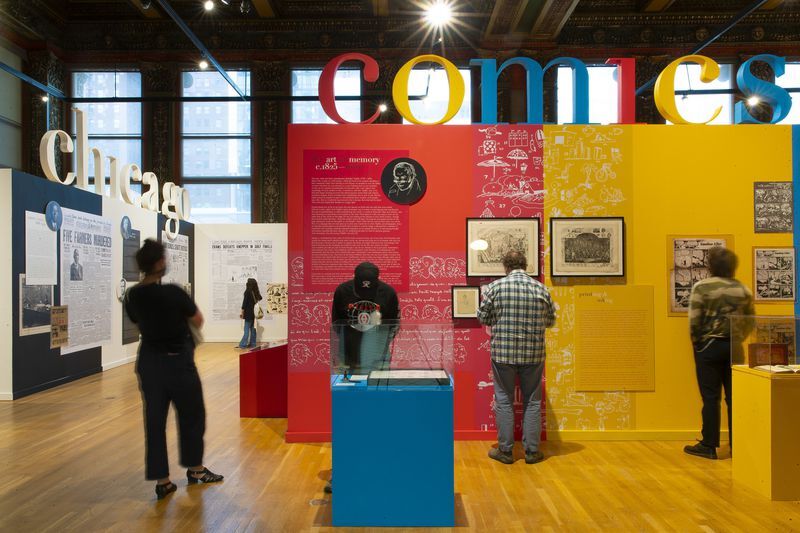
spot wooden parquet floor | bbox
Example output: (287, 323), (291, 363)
(2, 343), (800, 532)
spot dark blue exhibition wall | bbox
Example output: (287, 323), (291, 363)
(11, 170), (103, 397)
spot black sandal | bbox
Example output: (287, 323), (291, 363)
(186, 467), (224, 484)
(155, 481), (177, 500)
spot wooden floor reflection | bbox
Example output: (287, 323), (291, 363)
(2, 343), (799, 532)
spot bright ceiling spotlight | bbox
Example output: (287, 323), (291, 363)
(425, 1), (453, 27)
(747, 96), (760, 106)
(41, 95), (49, 102)
(220, 0), (230, 4)
(204, 0), (214, 11)
(199, 59), (209, 70)
(378, 103), (388, 113)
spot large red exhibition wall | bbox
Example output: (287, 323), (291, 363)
(287, 124), (544, 442)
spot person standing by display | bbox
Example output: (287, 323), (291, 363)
(685, 247), (754, 460)
(238, 278), (262, 349)
(125, 239), (223, 500)
(478, 250), (555, 465)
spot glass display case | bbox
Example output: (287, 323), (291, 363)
(330, 320), (454, 388)
(730, 315), (799, 373)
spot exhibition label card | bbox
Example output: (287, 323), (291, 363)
(574, 286), (655, 392)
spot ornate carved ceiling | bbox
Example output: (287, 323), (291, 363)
(1, 0), (798, 59)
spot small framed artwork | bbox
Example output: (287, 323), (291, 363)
(550, 217), (625, 277)
(451, 286), (481, 318)
(466, 217), (540, 277)
(753, 246), (795, 302)
(667, 235), (733, 315)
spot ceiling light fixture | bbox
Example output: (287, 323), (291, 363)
(379, 103), (388, 113)
(240, 0), (251, 14)
(199, 59), (209, 70)
(220, 0), (230, 4)
(41, 95), (49, 102)
(747, 96), (760, 106)
(204, 0), (214, 11)
(425, 1), (453, 27)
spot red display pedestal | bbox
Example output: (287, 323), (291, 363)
(239, 342), (288, 418)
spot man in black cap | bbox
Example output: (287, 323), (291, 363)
(326, 262), (399, 495)
(331, 262), (400, 374)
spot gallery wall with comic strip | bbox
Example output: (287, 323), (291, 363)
(286, 123), (797, 442)
(0, 167), (289, 400)
(194, 223), (288, 343)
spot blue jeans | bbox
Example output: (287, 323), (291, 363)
(239, 320), (256, 348)
(492, 359), (545, 454)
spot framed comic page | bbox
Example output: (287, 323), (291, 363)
(466, 217), (540, 277)
(753, 246), (795, 302)
(754, 182), (792, 233)
(667, 235), (734, 316)
(451, 286), (480, 318)
(549, 217), (625, 277)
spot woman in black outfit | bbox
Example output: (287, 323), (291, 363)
(238, 278), (262, 349)
(125, 239), (223, 500)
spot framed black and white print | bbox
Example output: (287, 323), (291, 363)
(466, 217), (540, 277)
(451, 286), (480, 318)
(550, 217), (625, 277)
(754, 247), (795, 302)
(754, 182), (792, 233)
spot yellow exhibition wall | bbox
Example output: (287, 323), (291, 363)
(543, 124), (794, 440)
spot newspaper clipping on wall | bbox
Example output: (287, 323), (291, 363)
(210, 239), (274, 320)
(162, 231), (190, 290)
(60, 208), (113, 353)
(25, 211), (57, 285)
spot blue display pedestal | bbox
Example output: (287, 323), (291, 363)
(331, 375), (454, 527)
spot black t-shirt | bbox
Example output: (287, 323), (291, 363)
(125, 283), (198, 352)
(331, 279), (399, 372)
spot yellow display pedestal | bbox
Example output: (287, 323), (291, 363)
(732, 366), (800, 500)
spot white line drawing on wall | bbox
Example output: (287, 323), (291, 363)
(477, 175), (543, 207)
(409, 255), (465, 279)
(478, 139), (497, 156)
(509, 129), (529, 147)
(543, 130), (634, 432)
(478, 126), (502, 137)
(289, 342), (330, 367)
(507, 149), (528, 167)
(478, 156), (509, 177)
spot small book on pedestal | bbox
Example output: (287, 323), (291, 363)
(754, 365), (800, 374)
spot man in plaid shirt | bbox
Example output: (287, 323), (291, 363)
(478, 250), (556, 465)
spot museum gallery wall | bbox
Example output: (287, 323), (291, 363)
(286, 124), (796, 442)
(0, 168), (194, 399)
